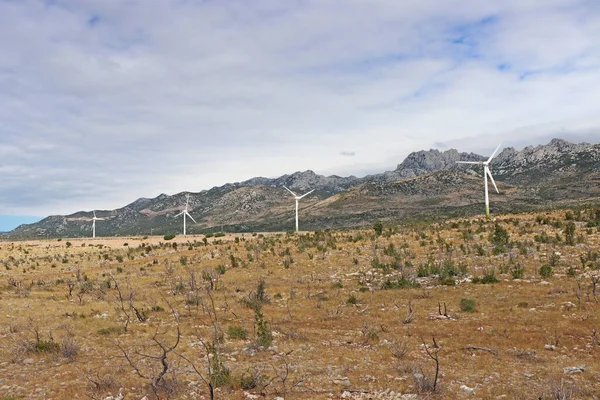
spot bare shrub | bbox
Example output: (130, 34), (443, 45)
(548, 377), (574, 400)
(414, 372), (438, 394)
(417, 335), (440, 393)
(388, 340), (410, 360)
(60, 335), (79, 362)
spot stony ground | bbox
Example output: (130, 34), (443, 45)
(0, 209), (599, 400)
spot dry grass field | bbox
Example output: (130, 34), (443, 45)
(1, 209), (600, 400)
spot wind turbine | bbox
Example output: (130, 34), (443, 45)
(283, 186), (315, 232)
(91, 211), (104, 238)
(175, 194), (197, 235)
(456, 142), (503, 220)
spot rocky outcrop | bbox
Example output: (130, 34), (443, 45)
(394, 149), (484, 177)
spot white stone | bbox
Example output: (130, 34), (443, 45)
(460, 384), (474, 394)
(563, 365), (585, 374)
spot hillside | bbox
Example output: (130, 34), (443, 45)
(6, 138), (600, 238)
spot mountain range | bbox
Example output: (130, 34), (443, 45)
(6, 138), (600, 238)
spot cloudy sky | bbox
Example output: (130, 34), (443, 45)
(1, 0), (599, 230)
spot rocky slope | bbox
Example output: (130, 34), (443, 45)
(6, 138), (600, 238)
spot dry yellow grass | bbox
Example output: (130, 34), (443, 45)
(0, 209), (599, 400)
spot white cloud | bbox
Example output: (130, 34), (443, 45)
(0, 0), (599, 216)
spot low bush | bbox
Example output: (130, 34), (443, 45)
(460, 298), (476, 312)
(227, 325), (248, 340)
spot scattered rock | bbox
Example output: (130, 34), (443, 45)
(22, 358), (34, 365)
(563, 365), (585, 374)
(544, 344), (556, 351)
(460, 384), (474, 394)
(333, 377), (351, 387)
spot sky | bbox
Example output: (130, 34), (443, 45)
(1, 0), (599, 230)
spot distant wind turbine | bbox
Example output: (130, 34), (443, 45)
(283, 186), (315, 232)
(175, 194), (197, 235)
(91, 211), (104, 238)
(456, 142), (503, 220)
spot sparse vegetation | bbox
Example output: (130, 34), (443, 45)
(0, 208), (599, 398)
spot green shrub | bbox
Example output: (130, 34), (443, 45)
(539, 264), (553, 279)
(254, 308), (272, 347)
(511, 263), (524, 279)
(35, 339), (60, 353)
(227, 325), (248, 340)
(97, 326), (124, 335)
(564, 222), (576, 245)
(460, 298), (476, 312)
(472, 269), (499, 284)
(381, 277), (420, 289)
(346, 294), (359, 304)
(163, 234), (176, 241)
(490, 223), (510, 253)
(439, 277), (456, 286)
(239, 371), (258, 390)
(216, 265), (226, 275)
(211, 357), (231, 388)
(373, 221), (383, 236)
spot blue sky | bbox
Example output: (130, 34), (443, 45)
(0, 0), (599, 228)
(0, 216), (42, 232)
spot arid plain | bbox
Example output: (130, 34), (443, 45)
(1, 209), (599, 400)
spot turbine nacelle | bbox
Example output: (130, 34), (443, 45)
(283, 186), (315, 200)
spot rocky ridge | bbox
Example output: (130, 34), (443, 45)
(5, 139), (600, 238)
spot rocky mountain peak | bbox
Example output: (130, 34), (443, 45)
(395, 148), (484, 177)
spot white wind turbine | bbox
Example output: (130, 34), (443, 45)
(175, 194), (197, 236)
(283, 186), (315, 232)
(456, 142), (503, 220)
(91, 211), (104, 238)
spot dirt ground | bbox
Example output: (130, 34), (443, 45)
(0, 209), (599, 399)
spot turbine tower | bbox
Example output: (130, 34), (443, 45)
(283, 186), (315, 232)
(456, 142), (503, 220)
(175, 194), (197, 235)
(91, 211), (104, 238)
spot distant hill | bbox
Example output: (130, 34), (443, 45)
(7, 138), (600, 238)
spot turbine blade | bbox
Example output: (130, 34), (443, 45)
(175, 211), (184, 217)
(298, 189), (315, 199)
(186, 194), (190, 209)
(486, 167), (499, 194)
(487, 141), (503, 163)
(186, 212), (197, 224)
(93, 211), (96, 218)
(283, 186), (298, 197)
(456, 161), (483, 164)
